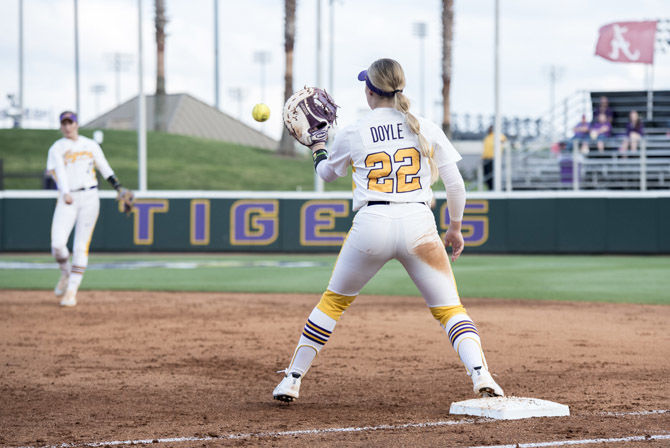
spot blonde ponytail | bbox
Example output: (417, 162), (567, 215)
(367, 59), (438, 184)
(394, 92), (438, 184)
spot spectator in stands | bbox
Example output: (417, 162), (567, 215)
(570, 114), (590, 150)
(594, 96), (613, 124)
(619, 110), (644, 154)
(481, 125), (507, 190)
(585, 112), (612, 153)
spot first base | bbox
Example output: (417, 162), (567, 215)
(449, 397), (569, 420)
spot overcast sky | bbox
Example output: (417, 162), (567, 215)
(1, 0), (669, 140)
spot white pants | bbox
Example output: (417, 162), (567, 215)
(327, 202), (460, 307)
(50, 189), (100, 268)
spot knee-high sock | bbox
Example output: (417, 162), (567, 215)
(67, 265), (85, 293)
(286, 290), (356, 376)
(445, 314), (487, 374)
(431, 305), (487, 375)
(287, 307), (336, 376)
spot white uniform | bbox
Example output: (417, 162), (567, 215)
(46, 135), (115, 300)
(316, 108), (463, 305)
(274, 107), (505, 403)
(274, 71), (504, 402)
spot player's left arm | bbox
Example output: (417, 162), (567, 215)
(313, 128), (351, 183)
(91, 142), (135, 214)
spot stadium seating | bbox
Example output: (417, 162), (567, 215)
(508, 90), (670, 190)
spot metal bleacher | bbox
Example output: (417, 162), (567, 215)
(509, 90), (670, 191)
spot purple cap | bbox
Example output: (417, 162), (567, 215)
(59, 111), (78, 123)
(357, 70), (401, 98)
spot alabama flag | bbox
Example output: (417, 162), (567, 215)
(595, 21), (657, 64)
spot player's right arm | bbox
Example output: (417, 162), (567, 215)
(439, 162), (465, 261)
(46, 141), (72, 202)
(426, 120), (466, 261)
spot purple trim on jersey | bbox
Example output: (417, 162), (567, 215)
(357, 70), (396, 98)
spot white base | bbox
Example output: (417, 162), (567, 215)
(449, 396), (570, 420)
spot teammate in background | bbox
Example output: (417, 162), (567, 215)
(619, 110), (644, 154)
(481, 125), (507, 190)
(274, 58), (504, 403)
(47, 111), (132, 307)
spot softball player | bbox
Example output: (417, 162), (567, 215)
(47, 111), (128, 307)
(274, 59), (504, 402)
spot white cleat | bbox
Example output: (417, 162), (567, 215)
(471, 366), (504, 397)
(54, 273), (70, 297)
(273, 371), (302, 403)
(59, 290), (77, 307)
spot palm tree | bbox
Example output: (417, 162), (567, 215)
(154, 0), (167, 131)
(278, 0), (297, 156)
(441, 0), (454, 137)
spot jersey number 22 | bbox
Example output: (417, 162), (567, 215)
(365, 147), (421, 193)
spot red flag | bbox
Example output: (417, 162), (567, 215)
(595, 21), (657, 64)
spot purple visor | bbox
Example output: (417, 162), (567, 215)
(59, 111), (78, 123)
(357, 70), (399, 98)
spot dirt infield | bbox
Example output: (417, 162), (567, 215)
(1, 290), (669, 447)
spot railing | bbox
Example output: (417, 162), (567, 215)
(469, 139), (670, 191)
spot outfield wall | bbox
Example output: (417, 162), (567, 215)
(2, 191), (670, 254)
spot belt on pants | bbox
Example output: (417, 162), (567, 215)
(73, 185), (98, 192)
(367, 201), (426, 206)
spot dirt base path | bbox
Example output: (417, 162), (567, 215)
(1, 290), (669, 447)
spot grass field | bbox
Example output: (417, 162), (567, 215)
(1, 253), (668, 305)
(0, 128), (354, 191)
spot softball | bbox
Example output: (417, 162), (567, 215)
(252, 103), (270, 122)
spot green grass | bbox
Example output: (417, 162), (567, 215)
(0, 129), (353, 191)
(1, 253), (668, 305)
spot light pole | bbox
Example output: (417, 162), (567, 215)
(214, 0), (220, 109)
(228, 87), (245, 120)
(18, 0), (24, 128)
(137, 0), (147, 192)
(493, 0), (501, 192)
(106, 53), (133, 106)
(315, 0), (324, 192)
(546, 65), (564, 143)
(90, 84), (106, 117)
(74, 0), (80, 116)
(413, 22), (427, 117)
(253, 50), (271, 101)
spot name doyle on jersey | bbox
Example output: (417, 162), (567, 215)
(370, 123), (404, 143)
